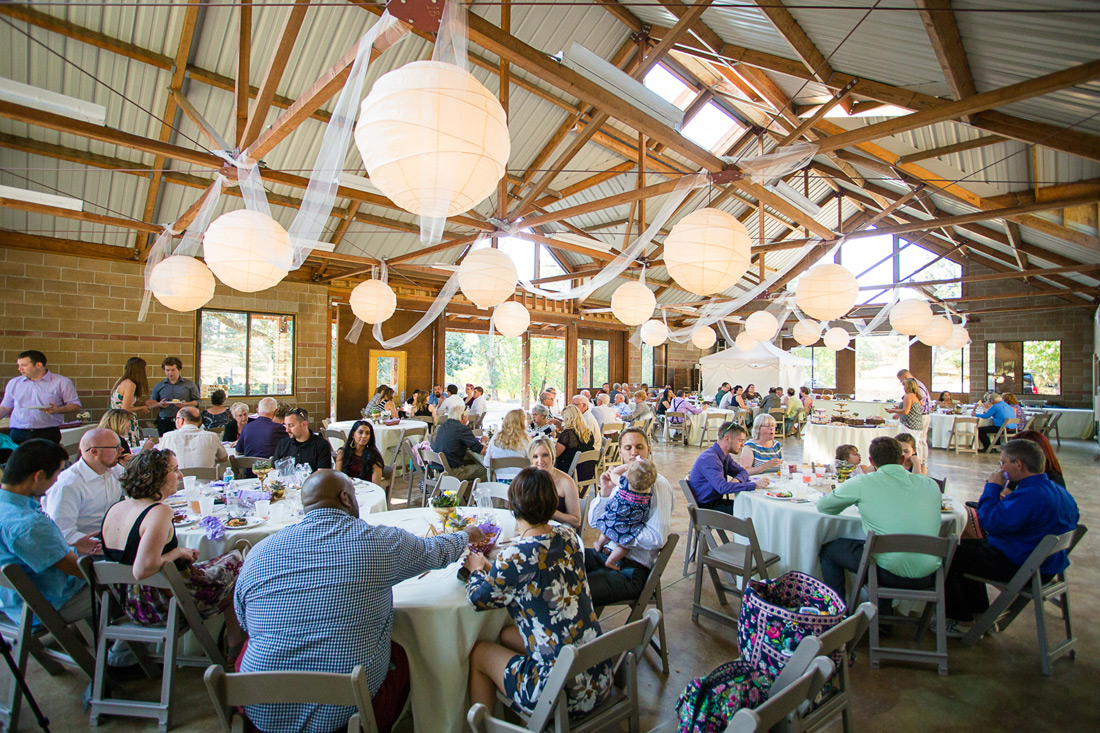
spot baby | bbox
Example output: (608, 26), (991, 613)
(593, 458), (657, 570)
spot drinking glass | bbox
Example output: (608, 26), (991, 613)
(198, 496), (215, 516)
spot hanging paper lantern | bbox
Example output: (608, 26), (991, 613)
(493, 301), (530, 337)
(691, 326), (717, 350)
(354, 60), (510, 218)
(744, 311), (780, 342)
(663, 208), (751, 295)
(203, 209), (290, 292)
(943, 324), (971, 351)
(795, 264), (858, 321)
(792, 319), (822, 346)
(349, 279), (397, 324)
(148, 255), (216, 312)
(889, 298), (933, 336)
(917, 315), (953, 347)
(823, 327), (850, 351)
(610, 280), (656, 326)
(734, 332), (757, 352)
(640, 319), (668, 347)
(457, 247), (518, 309)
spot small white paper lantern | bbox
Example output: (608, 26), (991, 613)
(493, 301), (530, 337)
(823, 327), (850, 351)
(149, 255), (215, 312)
(691, 326), (717, 350)
(458, 247), (518, 309)
(349, 279), (397, 324)
(917, 315), (953, 346)
(355, 60), (510, 218)
(889, 298), (933, 336)
(795, 264), (858, 321)
(640, 319), (668, 347)
(734, 332), (757, 352)
(792, 319), (822, 346)
(943, 324), (971, 351)
(744, 311), (779, 342)
(203, 209), (290, 292)
(663, 208), (751, 295)
(611, 280), (656, 326)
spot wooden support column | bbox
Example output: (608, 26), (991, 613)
(565, 321), (578, 403)
(433, 312), (447, 388)
(836, 347), (856, 396)
(909, 341), (933, 390)
(521, 333), (532, 410)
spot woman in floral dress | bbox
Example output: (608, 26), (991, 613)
(465, 467), (612, 718)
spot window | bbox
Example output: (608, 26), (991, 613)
(444, 331), (524, 419)
(529, 337), (566, 405)
(643, 66), (693, 110)
(641, 343), (654, 387)
(899, 243), (961, 299)
(987, 340), (1060, 395)
(839, 233), (962, 305)
(198, 309), (294, 397)
(791, 346), (837, 390)
(577, 338), (609, 389)
(498, 236), (569, 293)
(855, 334), (909, 401)
(932, 344), (970, 397)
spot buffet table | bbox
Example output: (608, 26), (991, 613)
(801, 422), (900, 465)
(1046, 408), (1096, 440)
(813, 400), (894, 421)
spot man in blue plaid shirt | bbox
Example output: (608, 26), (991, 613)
(234, 470), (485, 732)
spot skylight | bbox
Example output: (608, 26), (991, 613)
(681, 102), (744, 153)
(643, 66), (693, 110)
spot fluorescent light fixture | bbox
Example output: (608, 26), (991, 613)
(0, 184), (83, 211)
(559, 43), (685, 131)
(0, 78), (106, 125)
(338, 173), (381, 195)
(767, 180), (822, 217)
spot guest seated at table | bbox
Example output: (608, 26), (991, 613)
(740, 414), (783, 475)
(484, 410), (530, 483)
(98, 408), (154, 465)
(555, 405), (596, 482)
(612, 393), (634, 422)
(759, 388), (781, 413)
(431, 405), (487, 482)
(465, 468), (612, 718)
(629, 391), (655, 427)
(464, 384), (476, 408)
(535, 391), (562, 425)
(667, 389), (704, 428)
(1011, 430), (1064, 488)
(237, 398), (285, 459)
(973, 393), (1017, 449)
(718, 384), (740, 410)
(411, 391), (434, 418)
(527, 437), (580, 528)
(236, 470), (484, 733)
(894, 433), (927, 475)
(428, 385), (444, 408)
(1002, 392), (1027, 422)
(437, 384), (466, 418)
(273, 402), (291, 425)
(783, 390), (803, 433)
(744, 384), (759, 405)
(937, 391), (956, 410)
(714, 382), (731, 406)
(800, 386), (813, 414)
(101, 449), (243, 653)
(687, 422), (769, 513)
(609, 383), (623, 403)
(221, 402), (252, 444)
(834, 444), (870, 481)
(528, 404), (556, 439)
(201, 389), (234, 431)
(45, 428), (123, 556)
(402, 389), (420, 414)
(817, 436), (943, 607)
(944, 439), (1078, 637)
(469, 386), (489, 418)
(655, 387), (673, 416)
(589, 393), (618, 428)
(274, 408), (333, 472)
(335, 420), (385, 485)
(158, 407), (229, 469)
(365, 386), (399, 420)
(570, 394), (602, 441)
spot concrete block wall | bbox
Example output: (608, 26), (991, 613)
(0, 249), (331, 421)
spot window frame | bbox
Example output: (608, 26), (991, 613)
(986, 339), (1062, 397)
(791, 345), (837, 390)
(576, 337), (611, 390)
(196, 308), (297, 398)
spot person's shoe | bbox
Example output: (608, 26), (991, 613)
(942, 618), (973, 639)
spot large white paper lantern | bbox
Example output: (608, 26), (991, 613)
(663, 208), (751, 295)
(889, 298), (933, 336)
(349, 279), (397, 324)
(823, 327), (850, 351)
(943, 324), (971, 351)
(493, 301), (530, 337)
(917, 315), (953, 346)
(792, 319), (822, 346)
(458, 247), (517, 309)
(611, 280), (656, 326)
(691, 326), (717, 350)
(203, 209), (290, 292)
(734, 332), (757, 352)
(795, 264), (858, 321)
(640, 319), (668, 347)
(745, 311), (779, 342)
(354, 60), (510, 218)
(149, 255), (215, 312)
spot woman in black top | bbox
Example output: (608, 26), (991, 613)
(335, 420), (386, 484)
(222, 402), (252, 443)
(201, 389), (234, 430)
(554, 405), (596, 482)
(655, 388), (674, 416)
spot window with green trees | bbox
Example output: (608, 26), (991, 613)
(198, 309), (294, 397)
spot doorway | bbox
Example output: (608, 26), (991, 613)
(369, 350), (407, 401)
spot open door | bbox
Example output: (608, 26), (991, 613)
(368, 350), (407, 401)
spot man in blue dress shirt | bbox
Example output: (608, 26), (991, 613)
(973, 393), (1018, 449)
(686, 422), (770, 513)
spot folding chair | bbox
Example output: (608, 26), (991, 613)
(931, 476), (947, 494)
(437, 475), (473, 506)
(321, 418), (331, 429)
(947, 416), (979, 454)
(769, 408), (788, 438)
(726, 657), (835, 733)
(420, 445), (454, 493)
(472, 481), (511, 508)
(1023, 411), (1050, 434)
(401, 439), (430, 508)
(664, 411), (687, 443)
(205, 663), (379, 733)
(468, 413), (485, 430)
(230, 455), (266, 476)
(984, 417), (1020, 453)
(596, 440), (621, 475)
(690, 507), (780, 630)
(962, 525), (1087, 675)
(180, 466), (218, 481)
(323, 428), (348, 455)
(698, 413), (727, 447)
(0, 564), (97, 731)
(141, 428), (160, 440)
(846, 532), (958, 676)
(568, 449), (602, 499)
(595, 535), (679, 675)
(736, 409), (754, 428)
(679, 480), (701, 577)
(1042, 411), (1063, 448)
(489, 456), (529, 483)
(467, 703), (528, 733)
(601, 421), (624, 438)
(787, 416), (805, 440)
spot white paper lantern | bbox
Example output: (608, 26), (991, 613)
(354, 60), (510, 218)
(823, 327), (850, 351)
(457, 247), (518, 309)
(148, 255), (215, 312)
(734, 332), (757, 352)
(943, 324), (971, 351)
(889, 298), (933, 336)
(640, 319), (668, 347)
(744, 311), (779, 342)
(792, 319), (822, 346)
(795, 264), (858, 321)
(493, 301), (530, 337)
(663, 208), (751, 295)
(203, 209), (290, 292)
(691, 326), (717, 350)
(611, 280), (656, 326)
(349, 279), (397, 324)
(917, 315), (953, 346)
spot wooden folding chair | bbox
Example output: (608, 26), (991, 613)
(769, 408), (788, 438)
(472, 481), (511, 508)
(488, 456), (529, 483)
(690, 507), (779, 630)
(1042, 411), (1063, 448)
(230, 455), (266, 476)
(180, 466), (218, 481)
(568, 449), (602, 499)
(727, 657), (835, 733)
(679, 480), (701, 577)
(947, 417), (979, 454)
(698, 413), (727, 447)
(791, 603), (876, 733)
(323, 428), (348, 455)
(984, 417), (1020, 453)
(663, 411), (687, 443)
(596, 440), (621, 476)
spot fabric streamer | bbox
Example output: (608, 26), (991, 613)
(729, 142), (818, 185)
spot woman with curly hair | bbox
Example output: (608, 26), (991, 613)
(100, 449), (244, 656)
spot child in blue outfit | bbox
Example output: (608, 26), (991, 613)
(593, 458), (657, 570)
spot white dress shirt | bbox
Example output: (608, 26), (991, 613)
(44, 459), (123, 545)
(587, 474), (673, 567)
(469, 395), (488, 416)
(581, 408), (601, 442)
(589, 404), (619, 428)
(157, 423), (228, 469)
(437, 394), (467, 417)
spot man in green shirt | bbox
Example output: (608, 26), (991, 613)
(817, 436), (943, 604)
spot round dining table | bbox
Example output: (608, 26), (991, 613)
(801, 422), (900, 465)
(685, 408), (735, 445)
(329, 418), (430, 459)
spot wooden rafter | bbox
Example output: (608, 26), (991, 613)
(895, 135), (1006, 166)
(914, 0), (977, 104)
(240, 0), (312, 148)
(235, 0), (252, 146)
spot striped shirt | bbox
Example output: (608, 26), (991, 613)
(744, 439), (783, 473)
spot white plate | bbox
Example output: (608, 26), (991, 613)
(22, 405), (49, 410)
(764, 492), (794, 501)
(224, 517), (266, 531)
(172, 514), (199, 528)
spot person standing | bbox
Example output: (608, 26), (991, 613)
(0, 350), (82, 444)
(150, 357), (200, 436)
(110, 356), (153, 441)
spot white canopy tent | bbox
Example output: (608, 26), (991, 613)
(700, 341), (811, 398)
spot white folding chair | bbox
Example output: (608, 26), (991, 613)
(726, 657), (835, 733)
(489, 456), (529, 483)
(567, 449), (602, 499)
(690, 507), (780, 630)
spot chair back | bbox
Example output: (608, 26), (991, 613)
(207, 425), (226, 439)
(769, 408), (787, 437)
(848, 532), (958, 611)
(230, 455), (266, 474)
(679, 479), (700, 512)
(420, 446), (452, 476)
(602, 422), (624, 437)
(181, 466), (218, 481)
(141, 427), (160, 440)
(323, 428), (347, 454)
(931, 476), (947, 493)
(437, 475), (472, 505)
(727, 657), (834, 733)
(473, 481), (511, 508)
(736, 409), (753, 427)
(569, 449), (602, 498)
(489, 456), (529, 482)
(690, 506), (772, 586)
(321, 418), (331, 429)
(468, 413), (485, 430)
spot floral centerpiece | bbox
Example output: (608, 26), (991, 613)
(430, 490), (459, 521)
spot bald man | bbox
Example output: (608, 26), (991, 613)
(44, 427), (124, 555)
(158, 405), (228, 469)
(234, 470), (485, 733)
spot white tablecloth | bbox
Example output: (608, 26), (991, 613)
(686, 409), (735, 445)
(801, 423), (900, 465)
(1047, 408), (1096, 440)
(814, 400), (894, 420)
(928, 413), (992, 449)
(329, 419), (429, 460)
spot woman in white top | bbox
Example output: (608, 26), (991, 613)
(484, 409), (530, 482)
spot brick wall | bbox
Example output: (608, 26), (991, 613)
(628, 338), (715, 390)
(0, 248), (331, 422)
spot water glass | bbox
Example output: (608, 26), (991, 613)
(226, 493), (242, 518)
(254, 500), (270, 519)
(198, 495), (215, 516)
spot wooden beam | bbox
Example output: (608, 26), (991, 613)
(778, 80), (858, 146)
(0, 198), (162, 235)
(519, 177), (698, 230)
(240, 0), (311, 147)
(751, 0), (847, 112)
(510, 232), (616, 263)
(1012, 213), (1100, 253)
(0, 231), (138, 262)
(914, 0), (977, 104)
(235, 0), (252, 146)
(170, 89), (230, 150)
(982, 178), (1100, 208)
(895, 135), (1005, 166)
(856, 263), (1100, 290)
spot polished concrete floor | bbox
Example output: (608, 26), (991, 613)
(12, 436), (1100, 731)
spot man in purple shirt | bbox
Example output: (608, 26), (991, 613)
(0, 350), (82, 444)
(686, 422), (770, 513)
(237, 397), (286, 459)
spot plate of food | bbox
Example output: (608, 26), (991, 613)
(764, 490), (794, 500)
(941, 500), (954, 513)
(224, 516), (265, 530)
(172, 511), (199, 527)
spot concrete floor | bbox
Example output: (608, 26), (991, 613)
(10, 437), (1100, 731)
